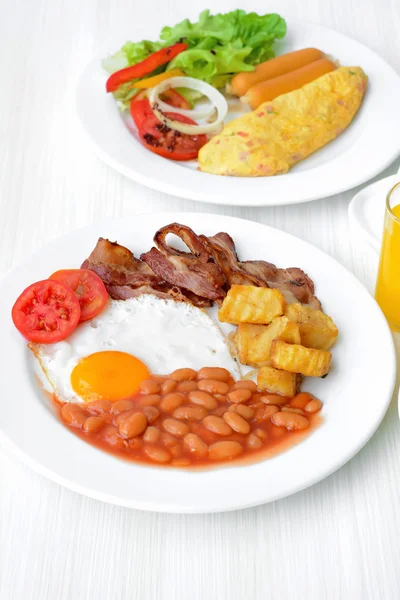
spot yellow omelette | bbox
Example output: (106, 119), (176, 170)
(198, 66), (368, 177)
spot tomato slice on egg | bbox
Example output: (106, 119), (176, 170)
(11, 280), (81, 343)
(50, 269), (108, 322)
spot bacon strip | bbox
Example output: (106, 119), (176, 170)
(82, 237), (212, 307)
(203, 232), (321, 309)
(82, 225), (320, 310)
(141, 223), (226, 301)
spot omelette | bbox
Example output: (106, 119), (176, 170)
(198, 66), (368, 177)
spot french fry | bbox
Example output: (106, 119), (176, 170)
(257, 365), (299, 397)
(247, 316), (301, 366)
(285, 303), (338, 350)
(270, 340), (331, 377)
(234, 323), (265, 364)
(218, 285), (286, 325)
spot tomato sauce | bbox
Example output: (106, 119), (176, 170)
(53, 368), (322, 469)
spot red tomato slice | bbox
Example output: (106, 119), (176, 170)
(138, 110), (207, 161)
(160, 89), (191, 110)
(49, 269), (108, 322)
(130, 92), (153, 129)
(12, 280), (81, 343)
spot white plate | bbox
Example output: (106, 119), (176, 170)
(0, 213), (396, 513)
(76, 14), (400, 207)
(348, 175), (395, 253)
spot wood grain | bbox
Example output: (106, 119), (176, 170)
(1, 0), (400, 598)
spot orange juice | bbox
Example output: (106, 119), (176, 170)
(375, 184), (400, 331)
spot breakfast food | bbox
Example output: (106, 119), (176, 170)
(12, 222), (338, 468)
(235, 317), (301, 367)
(270, 340), (332, 377)
(257, 366), (299, 397)
(285, 303), (338, 350)
(243, 58), (337, 109)
(30, 295), (240, 403)
(102, 11), (368, 174)
(198, 67), (368, 176)
(229, 47), (325, 96)
(218, 286), (287, 325)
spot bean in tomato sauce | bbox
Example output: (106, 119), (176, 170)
(55, 367), (322, 467)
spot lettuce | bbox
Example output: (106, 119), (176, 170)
(102, 40), (163, 74)
(103, 9), (286, 107)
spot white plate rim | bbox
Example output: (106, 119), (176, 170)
(348, 175), (394, 254)
(75, 16), (400, 207)
(0, 212), (396, 513)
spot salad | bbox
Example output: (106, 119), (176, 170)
(102, 9), (287, 161)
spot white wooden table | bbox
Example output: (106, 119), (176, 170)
(1, 0), (400, 598)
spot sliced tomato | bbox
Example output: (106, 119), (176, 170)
(12, 280), (81, 343)
(160, 89), (191, 110)
(49, 269), (108, 322)
(130, 93), (153, 129)
(138, 110), (207, 161)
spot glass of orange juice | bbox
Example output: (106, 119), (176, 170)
(375, 181), (400, 331)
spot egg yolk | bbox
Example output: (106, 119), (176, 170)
(71, 351), (150, 402)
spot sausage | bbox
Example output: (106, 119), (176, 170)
(244, 59), (337, 110)
(230, 48), (324, 97)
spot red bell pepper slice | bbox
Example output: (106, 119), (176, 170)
(106, 43), (188, 93)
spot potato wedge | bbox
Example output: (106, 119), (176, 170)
(270, 340), (331, 377)
(257, 365), (299, 398)
(247, 316), (301, 366)
(285, 303), (338, 350)
(234, 323), (265, 364)
(218, 285), (286, 325)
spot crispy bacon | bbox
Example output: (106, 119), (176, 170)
(202, 232), (321, 309)
(82, 237), (212, 307)
(141, 223), (226, 300)
(82, 225), (320, 310)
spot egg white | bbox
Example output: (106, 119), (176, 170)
(30, 295), (241, 403)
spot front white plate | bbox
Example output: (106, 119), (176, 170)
(0, 213), (396, 513)
(76, 13), (400, 206)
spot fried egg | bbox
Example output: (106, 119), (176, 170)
(31, 295), (241, 403)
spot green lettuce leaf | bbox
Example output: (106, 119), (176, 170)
(102, 40), (164, 73)
(103, 9), (287, 104)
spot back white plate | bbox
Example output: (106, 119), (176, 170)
(76, 13), (400, 206)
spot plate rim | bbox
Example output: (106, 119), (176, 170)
(0, 212), (396, 513)
(75, 17), (400, 207)
(348, 174), (394, 254)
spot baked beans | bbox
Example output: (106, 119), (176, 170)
(197, 367), (230, 382)
(229, 380), (257, 392)
(227, 389), (252, 404)
(161, 379), (178, 395)
(139, 380), (161, 395)
(57, 367), (322, 467)
(119, 412), (147, 439)
(305, 399), (323, 413)
(176, 381), (198, 393)
(209, 441), (243, 460)
(163, 418), (189, 437)
(290, 392), (314, 409)
(139, 394), (161, 407)
(203, 415), (233, 436)
(159, 393), (183, 413)
(83, 416), (104, 433)
(198, 379), (229, 395)
(188, 390), (218, 410)
(223, 411), (250, 435)
(170, 368), (197, 382)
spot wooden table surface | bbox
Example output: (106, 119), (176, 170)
(1, 0), (400, 598)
